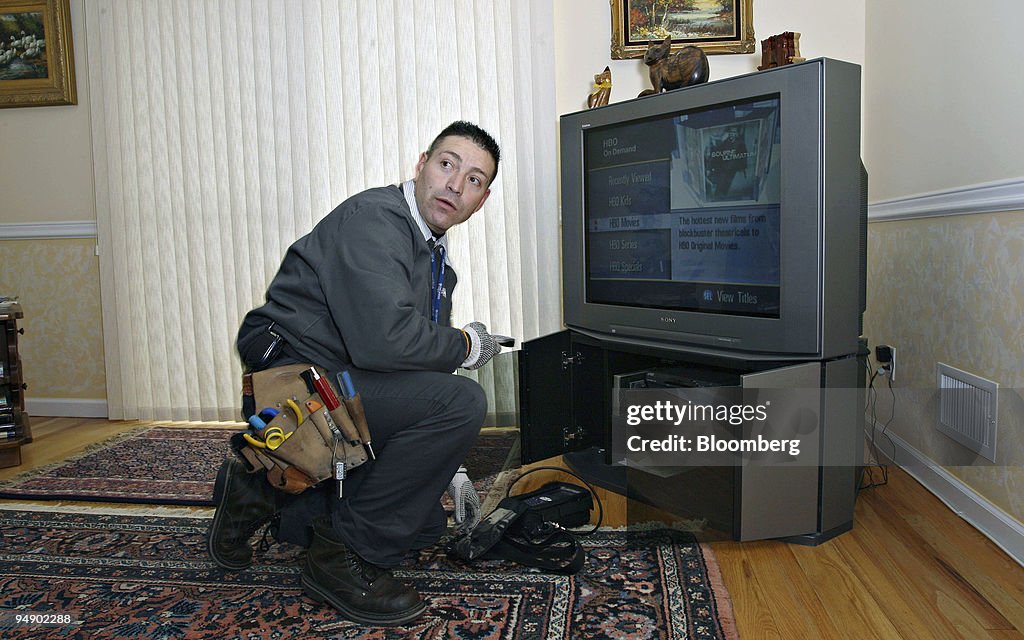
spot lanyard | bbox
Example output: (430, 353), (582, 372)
(430, 243), (446, 323)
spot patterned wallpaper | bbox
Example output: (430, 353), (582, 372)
(863, 210), (1024, 523)
(0, 238), (106, 400)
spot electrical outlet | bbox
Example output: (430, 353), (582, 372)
(875, 344), (896, 381)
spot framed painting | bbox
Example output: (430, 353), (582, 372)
(0, 0), (76, 108)
(611, 0), (755, 59)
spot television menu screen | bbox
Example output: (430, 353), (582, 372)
(583, 95), (782, 318)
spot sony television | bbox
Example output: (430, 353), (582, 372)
(560, 58), (866, 361)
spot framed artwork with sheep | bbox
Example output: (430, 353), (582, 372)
(0, 0), (76, 108)
(611, 0), (754, 59)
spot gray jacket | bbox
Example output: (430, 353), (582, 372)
(238, 185), (465, 373)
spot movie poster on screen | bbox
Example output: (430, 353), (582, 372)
(700, 120), (761, 203)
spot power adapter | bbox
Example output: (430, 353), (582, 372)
(512, 481), (594, 530)
(875, 344), (896, 381)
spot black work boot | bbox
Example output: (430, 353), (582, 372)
(301, 519), (427, 626)
(207, 458), (281, 570)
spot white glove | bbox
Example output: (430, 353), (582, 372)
(461, 321), (503, 370)
(447, 465), (481, 531)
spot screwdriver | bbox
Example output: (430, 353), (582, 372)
(338, 370), (375, 460)
(305, 367), (361, 446)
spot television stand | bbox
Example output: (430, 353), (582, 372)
(563, 447), (627, 495)
(518, 329), (865, 544)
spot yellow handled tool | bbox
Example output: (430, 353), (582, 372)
(243, 432), (267, 449)
(263, 426), (291, 449)
(243, 426), (292, 450)
(286, 398), (304, 424)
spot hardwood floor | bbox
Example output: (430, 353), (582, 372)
(3, 418), (1022, 639)
(711, 468), (1024, 640)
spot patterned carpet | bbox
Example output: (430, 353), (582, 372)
(0, 508), (737, 639)
(0, 426), (519, 507)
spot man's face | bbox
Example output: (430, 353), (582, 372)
(413, 135), (494, 235)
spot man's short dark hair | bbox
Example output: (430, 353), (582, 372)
(427, 121), (501, 184)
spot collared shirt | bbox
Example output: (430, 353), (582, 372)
(401, 179), (451, 266)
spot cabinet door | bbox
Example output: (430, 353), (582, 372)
(517, 330), (574, 464)
(738, 361), (821, 540)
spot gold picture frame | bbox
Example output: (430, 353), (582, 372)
(0, 0), (76, 108)
(611, 0), (755, 59)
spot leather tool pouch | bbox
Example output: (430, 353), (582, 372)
(234, 364), (369, 494)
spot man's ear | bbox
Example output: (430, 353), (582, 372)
(414, 151), (429, 177)
(472, 189), (491, 214)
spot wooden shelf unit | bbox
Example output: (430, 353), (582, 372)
(1, 301), (31, 467)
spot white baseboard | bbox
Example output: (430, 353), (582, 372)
(869, 427), (1024, 567)
(26, 398), (108, 418)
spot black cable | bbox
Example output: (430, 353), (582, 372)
(876, 374), (898, 482)
(860, 359), (882, 490)
(859, 354), (897, 492)
(505, 465), (604, 535)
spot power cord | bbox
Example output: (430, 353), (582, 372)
(860, 354), (897, 491)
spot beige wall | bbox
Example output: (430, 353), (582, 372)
(0, 0), (93, 225)
(864, 0), (1024, 200)
(864, 213), (1024, 521)
(864, 0), (1024, 526)
(0, 238), (105, 400)
(0, 0), (102, 413)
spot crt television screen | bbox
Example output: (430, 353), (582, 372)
(583, 95), (782, 318)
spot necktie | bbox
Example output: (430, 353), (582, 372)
(429, 239), (446, 323)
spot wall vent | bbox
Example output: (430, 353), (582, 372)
(936, 363), (998, 462)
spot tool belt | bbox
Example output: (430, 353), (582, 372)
(234, 364), (369, 494)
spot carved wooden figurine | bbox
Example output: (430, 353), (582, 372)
(638, 35), (709, 98)
(758, 32), (806, 70)
(587, 66), (612, 109)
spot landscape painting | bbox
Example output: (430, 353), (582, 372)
(611, 0), (754, 59)
(0, 10), (48, 80)
(0, 0), (76, 108)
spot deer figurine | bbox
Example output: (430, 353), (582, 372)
(638, 35), (709, 97)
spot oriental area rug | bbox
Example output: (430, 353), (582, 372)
(0, 509), (737, 640)
(0, 426), (519, 507)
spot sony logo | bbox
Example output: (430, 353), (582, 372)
(659, 316), (676, 324)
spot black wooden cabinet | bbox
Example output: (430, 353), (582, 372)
(518, 329), (866, 544)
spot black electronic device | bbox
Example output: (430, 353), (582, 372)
(512, 481), (594, 530)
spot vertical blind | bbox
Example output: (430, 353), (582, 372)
(87, 0), (559, 421)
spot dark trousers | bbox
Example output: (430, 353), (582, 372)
(274, 367), (486, 567)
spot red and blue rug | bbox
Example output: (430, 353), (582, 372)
(0, 509), (737, 639)
(0, 426), (518, 507)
